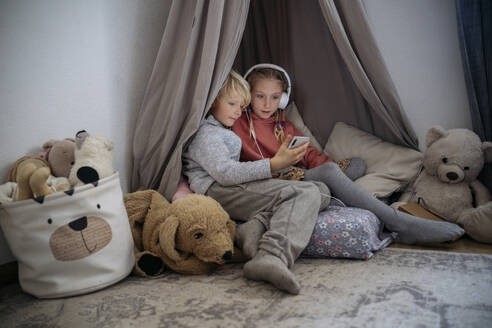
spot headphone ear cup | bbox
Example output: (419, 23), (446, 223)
(278, 92), (289, 109)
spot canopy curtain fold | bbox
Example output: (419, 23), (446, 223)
(318, 0), (419, 149)
(131, 0), (250, 200)
(455, 0), (492, 190)
(233, 0), (290, 74)
(456, 0), (492, 142)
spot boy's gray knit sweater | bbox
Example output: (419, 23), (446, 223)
(182, 115), (272, 194)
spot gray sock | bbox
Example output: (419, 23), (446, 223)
(243, 250), (300, 294)
(343, 157), (366, 181)
(235, 219), (266, 259)
(304, 162), (464, 245)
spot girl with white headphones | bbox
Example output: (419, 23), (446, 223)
(233, 63), (366, 181)
(232, 63), (465, 248)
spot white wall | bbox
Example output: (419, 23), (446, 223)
(0, 0), (171, 265)
(364, 0), (472, 149)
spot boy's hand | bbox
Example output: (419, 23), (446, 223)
(270, 135), (309, 172)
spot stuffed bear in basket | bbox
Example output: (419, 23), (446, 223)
(394, 126), (492, 243)
(124, 190), (242, 276)
(69, 130), (114, 186)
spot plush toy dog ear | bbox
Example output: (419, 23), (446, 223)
(159, 216), (183, 262)
(483, 142), (492, 163)
(426, 126), (448, 148)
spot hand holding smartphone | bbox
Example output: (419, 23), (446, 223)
(288, 136), (310, 149)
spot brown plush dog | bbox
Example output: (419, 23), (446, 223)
(124, 190), (238, 276)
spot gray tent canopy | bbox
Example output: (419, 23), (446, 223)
(131, 0), (418, 200)
(234, 0), (418, 149)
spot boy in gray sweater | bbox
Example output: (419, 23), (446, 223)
(183, 71), (330, 294)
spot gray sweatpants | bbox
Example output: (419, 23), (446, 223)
(206, 179), (331, 268)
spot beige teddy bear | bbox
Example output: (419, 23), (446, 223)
(39, 138), (75, 178)
(124, 190), (240, 276)
(395, 127), (492, 243)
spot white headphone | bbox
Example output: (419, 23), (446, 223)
(243, 63), (292, 109)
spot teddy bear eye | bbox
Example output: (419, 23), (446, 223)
(71, 161), (75, 165)
(194, 232), (203, 239)
(442, 157), (448, 164)
(47, 218), (53, 224)
(464, 166), (470, 171)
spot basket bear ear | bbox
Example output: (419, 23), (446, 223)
(426, 126), (448, 148)
(483, 142), (492, 163)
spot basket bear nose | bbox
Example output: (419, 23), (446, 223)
(69, 216), (88, 231)
(222, 250), (232, 261)
(446, 172), (458, 180)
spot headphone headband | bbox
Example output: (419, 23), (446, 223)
(243, 63), (291, 109)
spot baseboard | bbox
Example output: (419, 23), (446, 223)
(0, 261), (18, 287)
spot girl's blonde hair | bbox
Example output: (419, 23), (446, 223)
(246, 67), (288, 143)
(215, 70), (251, 109)
(246, 67), (289, 94)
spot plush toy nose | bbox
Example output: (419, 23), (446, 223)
(69, 216), (88, 231)
(446, 172), (458, 181)
(77, 166), (100, 184)
(222, 250), (232, 261)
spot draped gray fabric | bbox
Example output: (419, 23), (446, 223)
(234, 0), (418, 149)
(318, 0), (418, 149)
(456, 0), (492, 142)
(131, 0), (249, 200)
(456, 0), (492, 191)
(234, 0), (369, 148)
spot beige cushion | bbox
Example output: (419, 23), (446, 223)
(285, 102), (323, 153)
(324, 122), (423, 198)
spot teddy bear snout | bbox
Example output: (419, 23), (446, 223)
(437, 164), (464, 184)
(446, 172), (458, 181)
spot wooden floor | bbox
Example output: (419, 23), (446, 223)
(389, 235), (492, 255)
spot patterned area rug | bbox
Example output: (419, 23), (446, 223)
(1, 248), (491, 328)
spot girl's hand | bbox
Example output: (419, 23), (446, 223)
(270, 135), (309, 172)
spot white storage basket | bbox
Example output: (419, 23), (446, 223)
(0, 172), (134, 298)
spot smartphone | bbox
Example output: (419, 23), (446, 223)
(288, 136), (310, 149)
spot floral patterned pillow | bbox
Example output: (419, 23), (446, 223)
(302, 206), (395, 260)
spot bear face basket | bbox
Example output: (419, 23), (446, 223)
(0, 172), (134, 298)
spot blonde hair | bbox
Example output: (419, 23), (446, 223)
(215, 70), (251, 109)
(246, 67), (288, 143)
(246, 67), (288, 94)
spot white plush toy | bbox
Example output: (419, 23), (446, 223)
(0, 182), (17, 205)
(69, 130), (114, 187)
(395, 126), (492, 243)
